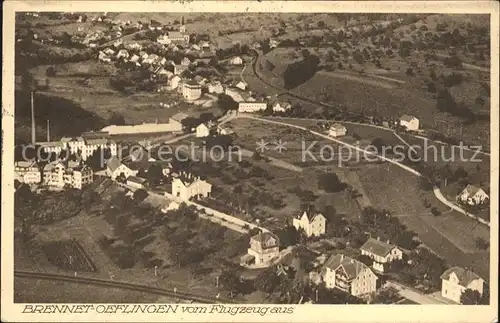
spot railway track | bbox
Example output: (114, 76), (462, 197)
(15, 271), (235, 304)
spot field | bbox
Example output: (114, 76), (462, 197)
(15, 180), (259, 302)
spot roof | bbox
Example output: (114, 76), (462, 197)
(86, 138), (108, 146)
(324, 254), (371, 280)
(440, 267), (483, 286)
(127, 176), (147, 184)
(185, 80), (201, 87)
(170, 112), (189, 122)
(295, 210), (324, 222)
(460, 184), (486, 197)
(250, 232), (279, 249)
(330, 123), (347, 130)
(106, 156), (122, 172)
(360, 238), (398, 257)
(400, 114), (418, 122)
(168, 31), (185, 38)
(15, 160), (38, 168)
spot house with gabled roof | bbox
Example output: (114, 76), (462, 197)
(328, 123), (347, 137)
(360, 237), (403, 272)
(399, 115), (419, 131)
(171, 171), (212, 201)
(321, 254), (378, 296)
(457, 185), (489, 206)
(169, 112), (189, 131)
(127, 175), (148, 190)
(241, 232), (280, 267)
(292, 210), (326, 237)
(440, 267), (485, 304)
(106, 156), (139, 181)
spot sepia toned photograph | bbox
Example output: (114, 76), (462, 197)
(2, 1), (498, 322)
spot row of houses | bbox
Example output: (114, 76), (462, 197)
(15, 159), (94, 190)
(241, 208), (485, 302)
(37, 135), (118, 161)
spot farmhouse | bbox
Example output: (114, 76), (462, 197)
(182, 81), (202, 101)
(171, 172), (212, 201)
(457, 185), (489, 206)
(328, 123), (347, 137)
(241, 232), (280, 268)
(272, 101), (292, 112)
(230, 56), (243, 65)
(238, 102), (267, 113)
(292, 210), (326, 237)
(195, 122), (213, 138)
(116, 49), (129, 59)
(321, 254), (378, 297)
(14, 160), (42, 184)
(161, 201), (180, 214)
(167, 31), (190, 45)
(169, 113), (189, 132)
(208, 81), (224, 94)
(360, 237), (403, 272)
(235, 81), (247, 91)
(174, 64), (189, 75)
(440, 267), (484, 304)
(167, 75), (182, 90)
(127, 176), (148, 190)
(399, 115), (420, 131)
(217, 125), (234, 135)
(106, 156), (139, 180)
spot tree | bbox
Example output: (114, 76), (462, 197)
(474, 237), (489, 250)
(460, 288), (482, 305)
(276, 225), (300, 248)
(85, 147), (111, 170)
(108, 112), (126, 125)
(405, 68), (414, 76)
(373, 287), (401, 304)
(254, 266), (280, 294)
(46, 66), (57, 77)
(146, 163), (164, 187)
(133, 189), (149, 201)
(217, 93), (238, 113)
(318, 173), (347, 193)
(357, 254), (374, 266)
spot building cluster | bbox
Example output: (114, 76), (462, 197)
(15, 159), (94, 190)
(38, 134), (118, 161)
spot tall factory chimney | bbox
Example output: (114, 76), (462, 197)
(47, 119), (50, 142)
(31, 91), (36, 144)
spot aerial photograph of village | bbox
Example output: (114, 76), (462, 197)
(13, 12), (492, 305)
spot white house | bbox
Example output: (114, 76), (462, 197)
(161, 201), (180, 213)
(116, 49), (129, 59)
(321, 254), (378, 297)
(231, 56), (243, 65)
(217, 125), (234, 135)
(440, 267), (484, 304)
(106, 156), (138, 180)
(272, 101), (292, 113)
(457, 185), (489, 206)
(241, 232), (280, 267)
(208, 81), (224, 94)
(235, 81), (247, 91)
(196, 123), (212, 138)
(182, 81), (202, 101)
(171, 172), (212, 201)
(238, 102), (267, 113)
(168, 75), (182, 90)
(14, 160), (42, 184)
(292, 211), (326, 237)
(360, 237), (403, 273)
(43, 160), (93, 189)
(399, 115), (420, 131)
(328, 123), (347, 137)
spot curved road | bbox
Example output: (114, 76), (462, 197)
(15, 271), (235, 304)
(249, 50), (490, 157)
(238, 114), (487, 226)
